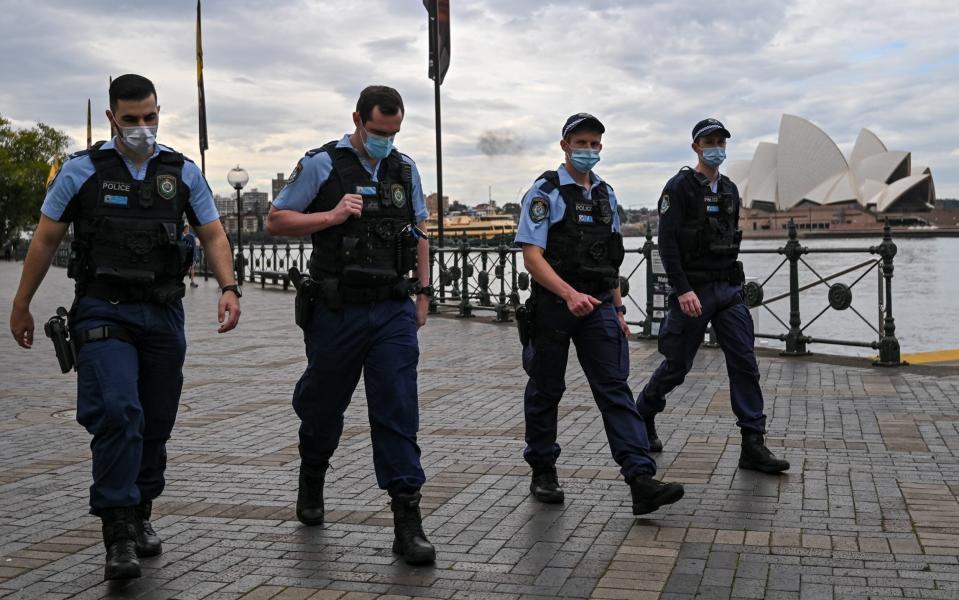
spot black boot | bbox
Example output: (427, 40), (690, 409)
(100, 507), (141, 580)
(133, 500), (162, 557)
(643, 415), (663, 452)
(739, 432), (790, 474)
(391, 492), (436, 565)
(629, 475), (685, 515)
(296, 461), (328, 526)
(529, 464), (565, 504)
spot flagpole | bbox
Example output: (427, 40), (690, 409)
(86, 99), (92, 149)
(196, 0), (208, 176)
(430, 0), (445, 248)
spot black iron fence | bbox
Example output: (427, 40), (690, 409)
(104, 221), (903, 365)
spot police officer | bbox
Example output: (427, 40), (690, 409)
(9, 74), (241, 580)
(266, 85), (434, 565)
(635, 118), (789, 474)
(515, 113), (684, 516)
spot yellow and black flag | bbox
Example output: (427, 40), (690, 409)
(108, 76), (117, 137)
(86, 98), (92, 148)
(196, 0), (209, 174)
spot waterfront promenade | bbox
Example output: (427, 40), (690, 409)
(2, 260), (959, 599)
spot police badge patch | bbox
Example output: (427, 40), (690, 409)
(529, 197), (549, 223)
(659, 194), (670, 215)
(391, 184), (407, 208)
(157, 175), (177, 200)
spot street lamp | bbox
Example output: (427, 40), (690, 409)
(227, 165), (249, 283)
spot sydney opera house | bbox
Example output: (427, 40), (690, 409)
(727, 115), (953, 237)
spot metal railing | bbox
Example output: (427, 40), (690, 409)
(180, 223), (904, 365)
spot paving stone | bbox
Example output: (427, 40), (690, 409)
(1, 262), (959, 600)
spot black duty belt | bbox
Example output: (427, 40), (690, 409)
(306, 277), (416, 306)
(73, 325), (137, 349)
(685, 262), (744, 285)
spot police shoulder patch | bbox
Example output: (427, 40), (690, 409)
(287, 159), (304, 185)
(659, 194), (670, 215)
(529, 197), (549, 223)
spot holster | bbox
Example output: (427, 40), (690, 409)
(294, 276), (319, 330)
(516, 298), (536, 347)
(43, 307), (76, 374)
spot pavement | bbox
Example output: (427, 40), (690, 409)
(1, 260), (959, 600)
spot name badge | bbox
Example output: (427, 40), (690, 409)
(355, 186), (377, 195)
(578, 214), (594, 223)
(103, 195), (128, 207)
(706, 204), (720, 213)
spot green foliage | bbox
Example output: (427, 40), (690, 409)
(0, 114), (71, 243)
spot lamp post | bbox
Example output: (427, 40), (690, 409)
(227, 165), (249, 283)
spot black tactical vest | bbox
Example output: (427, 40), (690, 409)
(67, 142), (193, 303)
(306, 141), (418, 300)
(539, 170), (624, 295)
(674, 167), (743, 282)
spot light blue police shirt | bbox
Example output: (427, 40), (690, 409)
(40, 138), (219, 225)
(514, 163), (622, 249)
(272, 134), (428, 223)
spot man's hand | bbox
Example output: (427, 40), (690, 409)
(10, 303), (34, 348)
(330, 194), (363, 226)
(564, 290), (602, 317)
(415, 295), (429, 329)
(217, 292), (241, 333)
(617, 311), (631, 336)
(678, 291), (702, 318)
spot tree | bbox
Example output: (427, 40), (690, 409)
(0, 114), (71, 244)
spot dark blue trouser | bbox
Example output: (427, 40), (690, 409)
(636, 281), (766, 433)
(73, 296), (186, 515)
(522, 292), (657, 480)
(292, 298), (425, 495)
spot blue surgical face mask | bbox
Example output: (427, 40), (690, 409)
(702, 146), (726, 167)
(363, 127), (394, 160)
(119, 125), (158, 156)
(569, 148), (600, 172)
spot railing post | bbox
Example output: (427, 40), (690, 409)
(642, 223), (655, 338)
(781, 220), (810, 356)
(428, 243), (438, 314)
(458, 237), (473, 318)
(494, 243), (511, 322)
(873, 222), (903, 366)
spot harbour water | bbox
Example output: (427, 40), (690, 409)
(621, 235), (959, 357)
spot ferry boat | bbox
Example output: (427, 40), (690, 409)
(424, 214), (517, 241)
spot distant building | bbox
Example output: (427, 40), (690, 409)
(426, 193), (449, 214)
(241, 188), (270, 231)
(271, 173), (286, 202)
(214, 194), (235, 217)
(728, 114), (935, 214)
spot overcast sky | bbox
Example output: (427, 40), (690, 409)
(1, 0), (957, 207)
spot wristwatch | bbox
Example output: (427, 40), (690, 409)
(221, 284), (242, 298)
(614, 304), (626, 315)
(416, 284), (434, 298)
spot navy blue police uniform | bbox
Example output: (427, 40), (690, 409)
(40, 138), (219, 516)
(515, 114), (685, 514)
(635, 119), (789, 474)
(517, 166), (660, 478)
(273, 135), (428, 501)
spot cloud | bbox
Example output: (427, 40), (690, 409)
(1, 0), (957, 205)
(477, 130), (525, 156)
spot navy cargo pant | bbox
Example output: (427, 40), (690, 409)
(523, 291), (657, 480)
(636, 281), (766, 433)
(72, 296), (186, 515)
(292, 298), (425, 495)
